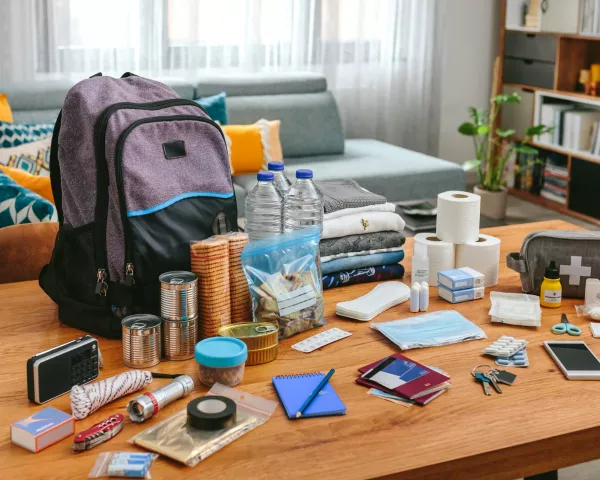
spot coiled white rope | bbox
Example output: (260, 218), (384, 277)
(71, 370), (152, 420)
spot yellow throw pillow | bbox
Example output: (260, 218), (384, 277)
(0, 93), (13, 122)
(221, 119), (283, 176)
(0, 165), (54, 203)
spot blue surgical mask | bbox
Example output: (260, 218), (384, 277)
(371, 310), (487, 350)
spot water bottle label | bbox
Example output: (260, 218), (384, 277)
(276, 285), (317, 316)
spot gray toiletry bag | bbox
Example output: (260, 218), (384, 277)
(507, 230), (600, 298)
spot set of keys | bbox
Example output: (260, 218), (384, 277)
(471, 365), (517, 396)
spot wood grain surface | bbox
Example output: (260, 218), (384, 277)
(2, 220), (600, 480)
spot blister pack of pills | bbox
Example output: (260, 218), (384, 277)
(483, 336), (528, 358)
(495, 348), (529, 367)
(291, 327), (352, 353)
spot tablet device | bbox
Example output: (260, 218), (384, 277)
(544, 341), (600, 380)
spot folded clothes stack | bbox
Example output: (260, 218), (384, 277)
(315, 180), (406, 289)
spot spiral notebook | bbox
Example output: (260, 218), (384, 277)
(272, 373), (346, 419)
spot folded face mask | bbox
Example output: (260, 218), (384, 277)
(370, 310), (487, 350)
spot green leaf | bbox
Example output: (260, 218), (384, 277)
(525, 124), (553, 136)
(462, 159), (482, 171)
(476, 125), (490, 135)
(493, 92), (521, 104)
(458, 122), (478, 136)
(514, 144), (538, 154)
(496, 128), (516, 138)
(468, 107), (487, 125)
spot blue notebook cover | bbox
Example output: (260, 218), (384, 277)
(272, 373), (347, 419)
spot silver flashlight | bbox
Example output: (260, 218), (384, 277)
(127, 375), (194, 423)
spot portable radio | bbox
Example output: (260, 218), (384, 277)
(27, 335), (100, 404)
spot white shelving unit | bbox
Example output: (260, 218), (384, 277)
(505, 0), (541, 31)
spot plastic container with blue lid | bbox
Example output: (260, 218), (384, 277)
(194, 337), (248, 387)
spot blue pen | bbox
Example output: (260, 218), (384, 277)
(296, 368), (335, 418)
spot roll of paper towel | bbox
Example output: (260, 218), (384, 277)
(436, 191), (481, 244)
(413, 233), (455, 286)
(455, 233), (501, 287)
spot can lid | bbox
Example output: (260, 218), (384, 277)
(218, 322), (278, 339)
(195, 337), (248, 367)
(267, 161), (285, 171)
(122, 314), (162, 329)
(159, 271), (197, 285)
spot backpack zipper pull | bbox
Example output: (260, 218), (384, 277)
(95, 269), (108, 296)
(124, 263), (135, 287)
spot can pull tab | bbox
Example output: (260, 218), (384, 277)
(95, 269), (108, 296)
(125, 263), (135, 287)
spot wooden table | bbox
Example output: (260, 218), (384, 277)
(2, 220), (600, 480)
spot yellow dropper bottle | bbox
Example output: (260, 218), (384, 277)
(540, 260), (562, 308)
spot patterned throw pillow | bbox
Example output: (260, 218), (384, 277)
(0, 121), (54, 148)
(0, 171), (57, 227)
(0, 138), (51, 176)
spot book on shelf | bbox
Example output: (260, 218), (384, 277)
(539, 103), (600, 155)
(580, 0), (597, 34)
(541, 189), (568, 205)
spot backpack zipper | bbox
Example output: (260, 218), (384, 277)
(93, 99), (208, 296)
(114, 114), (227, 285)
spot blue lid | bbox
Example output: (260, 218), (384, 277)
(296, 169), (313, 179)
(267, 161), (285, 171)
(257, 171), (274, 181)
(194, 337), (248, 367)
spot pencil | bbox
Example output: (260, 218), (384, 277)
(296, 369), (335, 418)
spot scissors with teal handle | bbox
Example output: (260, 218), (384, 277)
(552, 314), (582, 336)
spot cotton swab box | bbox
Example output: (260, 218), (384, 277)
(483, 336), (528, 358)
(336, 282), (410, 321)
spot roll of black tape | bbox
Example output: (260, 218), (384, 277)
(187, 396), (237, 430)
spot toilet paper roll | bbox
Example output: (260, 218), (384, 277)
(455, 233), (501, 287)
(436, 191), (481, 244)
(413, 233), (455, 286)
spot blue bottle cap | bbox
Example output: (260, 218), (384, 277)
(194, 337), (248, 368)
(257, 171), (274, 181)
(267, 161), (285, 171)
(296, 169), (313, 179)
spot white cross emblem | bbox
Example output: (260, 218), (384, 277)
(559, 256), (592, 286)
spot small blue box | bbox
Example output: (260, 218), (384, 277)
(11, 407), (74, 453)
(437, 267), (484, 291)
(438, 284), (485, 304)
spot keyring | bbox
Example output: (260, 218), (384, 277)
(471, 364), (494, 378)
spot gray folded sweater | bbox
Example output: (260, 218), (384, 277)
(314, 179), (387, 213)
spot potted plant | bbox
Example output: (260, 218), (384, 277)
(458, 91), (552, 220)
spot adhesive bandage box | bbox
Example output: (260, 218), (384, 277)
(438, 284), (485, 304)
(11, 406), (74, 453)
(437, 267), (484, 291)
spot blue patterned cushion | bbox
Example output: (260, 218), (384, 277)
(0, 171), (57, 227)
(0, 121), (54, 148)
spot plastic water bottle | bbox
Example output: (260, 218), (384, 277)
(245, 171), (283, 241)
(283, 169), (324, 235)
(268, 161), (291, 196)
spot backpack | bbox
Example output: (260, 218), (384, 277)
(40, 73), (237, 338)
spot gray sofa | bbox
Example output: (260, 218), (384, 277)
(3, 73), (465, 216)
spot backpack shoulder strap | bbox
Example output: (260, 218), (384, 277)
(49, 110), (63, 224)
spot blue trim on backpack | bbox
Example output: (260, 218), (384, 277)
(127, 191), (234, 217)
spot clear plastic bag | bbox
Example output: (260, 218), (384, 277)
(576, 304), (600, 320)
(129, 383), (277, 467)
(88, 452), (158, 478)
(489, 292), (542, 327)
(241, 226), (326, 339)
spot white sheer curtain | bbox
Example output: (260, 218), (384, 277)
(0, 0), (444, 154)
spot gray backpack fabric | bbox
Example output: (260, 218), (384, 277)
(507, 230), (600, 298)
(40, 73), (237, 338)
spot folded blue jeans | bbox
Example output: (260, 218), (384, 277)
(321, 250), (405, 275)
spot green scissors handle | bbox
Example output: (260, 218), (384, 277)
(552, 314), (582, 336)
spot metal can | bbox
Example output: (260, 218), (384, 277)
(160, 271), (198, 321)
(162, 316), (198, 360)
(217, 322), (278, 350)
(122, 314), (162, 368)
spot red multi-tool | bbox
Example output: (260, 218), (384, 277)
(72, 414), (124, 453)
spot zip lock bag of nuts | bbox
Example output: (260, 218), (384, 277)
(240, 226), (326, 340)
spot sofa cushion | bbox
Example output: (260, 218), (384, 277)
(195, 73), (327, 98)
(233, 139), (466, 204)
(227, 91), (344, 158)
